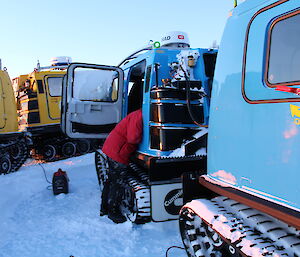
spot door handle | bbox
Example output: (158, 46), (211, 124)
(90, 105), (102, 111)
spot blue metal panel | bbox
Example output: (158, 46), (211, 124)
(234, 0), (279, 15)
(121, 47), (214, 157)
(208, 0), (300, 210)
(244, 3), (300, 101)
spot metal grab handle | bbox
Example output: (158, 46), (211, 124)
(90, 105), (102, 111)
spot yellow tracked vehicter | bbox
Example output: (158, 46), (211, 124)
(0, 60), (28, 173)
(13, 57), (99, 161)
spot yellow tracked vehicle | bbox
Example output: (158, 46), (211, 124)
(13, 57), (99, 161)
(0, 60), (28, 173)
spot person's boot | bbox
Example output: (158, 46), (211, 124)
(108, 208), (127, 224)
(100, 208), (108, 216)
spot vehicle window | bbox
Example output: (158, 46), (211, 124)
(73, 68), (119, 102)
(47, 77), (63, 96)
(267, 13), (300, 85)
(126, 60), (146, 114)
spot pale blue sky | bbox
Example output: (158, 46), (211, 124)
(1, 0), (234, 78)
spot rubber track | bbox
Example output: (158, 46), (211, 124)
(11, 138), (28, 172)
(95, 150), (151, 224)
(126, 163), (151, 223)
(0, 137), (28, 174)
(31, 137), (96, 162)
(180, 196), (300, 257)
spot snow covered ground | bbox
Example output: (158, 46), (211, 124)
(0, 153), (186, 257)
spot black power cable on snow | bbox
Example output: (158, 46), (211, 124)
(165, 245), (185, 257)
(38, 163), (52, 189)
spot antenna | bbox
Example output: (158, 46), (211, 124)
(37, 60), (41, 71)
(210, 40), (219, 49)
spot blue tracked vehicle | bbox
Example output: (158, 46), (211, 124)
(179, 1), (300, 256)
(61, 32), (217, 223)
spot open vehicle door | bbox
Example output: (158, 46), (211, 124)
(61, 74), (67, 132)
(61, 63), (124, 139)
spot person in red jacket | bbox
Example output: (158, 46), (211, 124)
(100, 109), (143, 223)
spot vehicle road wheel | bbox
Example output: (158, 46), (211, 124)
(76, 140), (91, 154)
(61, 142), (76, 158)
(0, 156), (12, 174)
(10, 143), (22, 160)
(43, 144), (57, 161)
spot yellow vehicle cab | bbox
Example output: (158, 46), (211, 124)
(0, 60), (28, 173)
(13, 57), (97, 161)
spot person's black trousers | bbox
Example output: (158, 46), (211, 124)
(100, 157), (128, 218)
